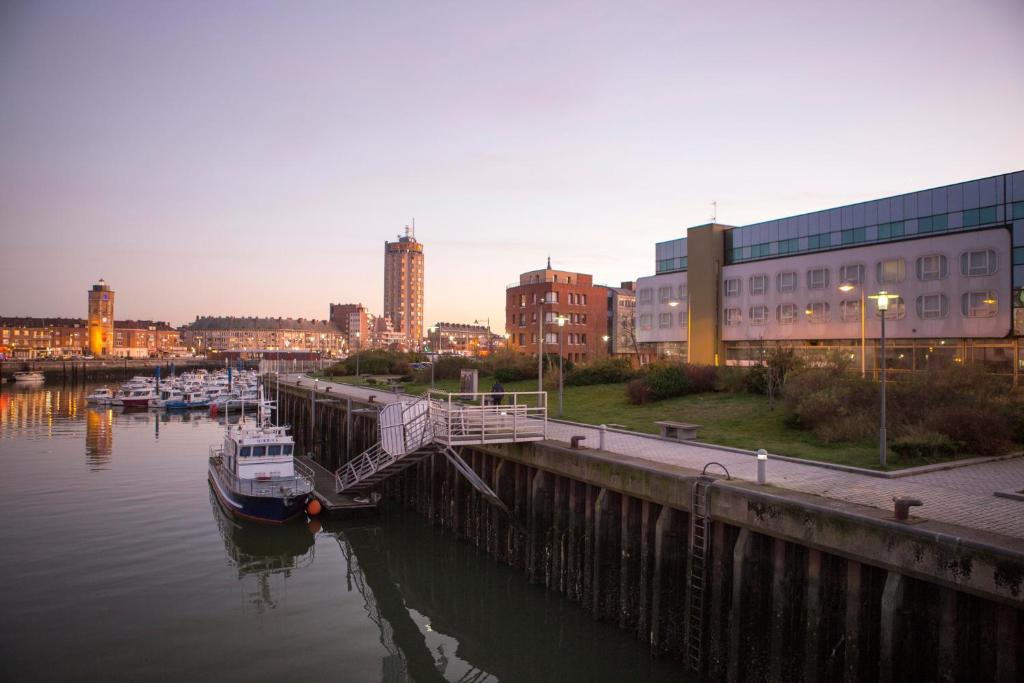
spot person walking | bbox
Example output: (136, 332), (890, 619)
(490, 380), (505, 406)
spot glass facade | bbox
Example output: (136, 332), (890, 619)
(654, 237), (687, 274)
(723, 174), (1024, 269)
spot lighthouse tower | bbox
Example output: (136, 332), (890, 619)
(88, 279), (115, 357)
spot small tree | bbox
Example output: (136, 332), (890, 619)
(765, 344), (801, 409)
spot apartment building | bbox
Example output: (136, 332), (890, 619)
(505, 261), (608, 363)
(384, 227), (425, 347)
(182, 316), (345, 355)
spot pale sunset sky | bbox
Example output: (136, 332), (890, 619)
(1, 0), (1022, 327)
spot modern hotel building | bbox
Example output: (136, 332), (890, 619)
(635, 171), (1024, 377)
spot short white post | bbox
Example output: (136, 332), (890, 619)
(757, 448), (768, 485)
(599, 424), (607, 450)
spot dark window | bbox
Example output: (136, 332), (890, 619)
(268, 445), (282, 456)
(252, 446), (266, 457)
(283, 444), (292, 455)
(240, 446), (251, 457)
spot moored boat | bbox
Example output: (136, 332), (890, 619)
(112, 387), (157, 408)
(86, 387), (115, 404)
(13, 371), (45, 383)
(207, 404), (314, 524)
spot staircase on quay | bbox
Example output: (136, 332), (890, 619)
(334, 390), (547, 513)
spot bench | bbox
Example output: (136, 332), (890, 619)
(655, 420), (701, 441)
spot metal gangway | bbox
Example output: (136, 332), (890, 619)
(334, 391), (547, 513)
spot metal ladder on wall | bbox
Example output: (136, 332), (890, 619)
(685, 476), (713, 672)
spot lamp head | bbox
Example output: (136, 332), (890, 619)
(668, 301), (680, 307)
(838, 283), (855, 292)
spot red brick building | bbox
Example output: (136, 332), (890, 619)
(505, 262), (609, 363)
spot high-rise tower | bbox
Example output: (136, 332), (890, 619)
(383, 225), (424, 346)
(88, 279), (115, 357)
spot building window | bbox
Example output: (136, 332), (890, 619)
(960, 250), (997, 277)
(520, 294), (527, 307)
(638, 288), (653, 305)
(724, 308), (741, 326)
(679, 311), (688, 327)
(639, 314), (652, 330)
(961, 292), (997, 318)
(840, 299), (861, 322)
(777, 271), (798, 294)
(658, 286), (673, 302)
(806, 268), (830, 290)
(545, 332), (558, 344)
(916, 254), (948, 281)
(806, 302), (831, 323)
(749, 275), (768, 296)
(658, 313), (672, 328)
(876, 258), (906, 284)
(723, 278), (741, 297)
(839, 263), (864, 285)
(677, 284), (687, 300)
(916, 294), (949, 319)
(777, 304), (797, 324)
(749, 305), (768, 325)
(545, 292), (559, 303)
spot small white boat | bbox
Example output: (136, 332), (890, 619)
(86, 387), (115, 404)
(13, 371), (45, 383)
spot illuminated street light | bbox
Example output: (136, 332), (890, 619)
(868, 290), (899, 468)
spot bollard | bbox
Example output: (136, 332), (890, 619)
(893, 497), (923, 521)
(570, 435), (586, 449)
(599, 424), (607, 450)
(757, 449), (768, 485)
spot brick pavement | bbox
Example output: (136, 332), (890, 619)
(289, 375), (1024, 540)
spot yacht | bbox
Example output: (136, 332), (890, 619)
(86, 387), (115, 404)
(13, 371), (45, 383)
(112, 387), (157, 408)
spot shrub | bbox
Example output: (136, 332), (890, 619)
(715, 366), (750, 393)
(565, 357), (637, 386)
(891, 427), (960, 460)
(626, 378), (651, 405)
(641, 364), (693, 401)
(491, 352), (538, 383)
(744, 365), (769, 395)
(683, 364), (717, 393)
(924, 405), (1011, 456)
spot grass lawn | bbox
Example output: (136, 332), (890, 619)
(309, 372), (944, 470)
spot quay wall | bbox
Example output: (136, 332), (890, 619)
(0, 358), (255, 383)
(277, 379), (1024, 682)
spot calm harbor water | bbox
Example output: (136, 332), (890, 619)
(0, 382), (683, 682)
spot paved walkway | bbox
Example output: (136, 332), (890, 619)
(287, 375), (1024, 541)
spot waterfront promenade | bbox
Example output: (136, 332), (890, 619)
(287, 374), (1024, 542)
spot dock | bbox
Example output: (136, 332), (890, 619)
(296, 455), (379, 516)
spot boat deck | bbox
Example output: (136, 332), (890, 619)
(296, 455), (379, 516)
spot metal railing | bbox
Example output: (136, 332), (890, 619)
(428, 390), (547, 446)
(335, 401), (433, 492)
(210, 447), (314, 498)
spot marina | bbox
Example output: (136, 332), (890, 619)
(0, 381), (681, 681)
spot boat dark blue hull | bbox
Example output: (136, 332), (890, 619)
(208, 466), (308, 525)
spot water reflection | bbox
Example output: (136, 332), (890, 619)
(209, 489), (315, 614)
(85, 408), (113, 469)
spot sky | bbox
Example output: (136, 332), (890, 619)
(1, 0), (1022, 328)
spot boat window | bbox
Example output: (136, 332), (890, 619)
(252, 446), (267, 457)
(283, 444), (292, 455)
(268, 445), (282, 456)
(240, 446), (251, 457)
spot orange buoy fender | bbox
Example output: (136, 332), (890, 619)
(307, 499), (322, 516)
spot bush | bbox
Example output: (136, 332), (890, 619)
(491, 351), (538, 383)
(565, 357), (637, 386)
(924, 405), (1011, 456)
(891, 427), (960, 460)
(744, 365), (769, 395)
(641, 364), (693, 401)
(683, 364), (717, 393)
(626, 378), (651, 405)
(715, 366), (750, 393)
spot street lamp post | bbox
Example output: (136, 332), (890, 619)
(354, 331), (361, 378)
(557, 316), (567, 417)
(838, 282), (867, 377)
(869, 291), (897, 468)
